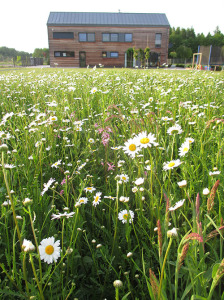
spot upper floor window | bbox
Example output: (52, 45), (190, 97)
(54, 51), (74, 57)
(79, 33), (95, 42)
(53, 32), (74, 39)
(125, 33), (132, 42)
(102, 33), (132, 42)
(155, 33), (162, 48)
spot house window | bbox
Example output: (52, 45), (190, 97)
(54, 51), (75, 57)
(110, 52), (119, 58)
(111, 33), (118, 42)
(79, 33), (95, 42)
(102, 51), (119, 58)
(155, 33), (162, 48)
(53, 32), (74, 39)
(125, 33), (132, 42)
(102, 33), (110, 42)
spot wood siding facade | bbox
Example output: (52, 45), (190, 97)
(47, 24), (169, 68)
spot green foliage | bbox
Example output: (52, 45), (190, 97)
(169, 26), (224, 58)
(0, 46), (31, 61)
(0, 68), (223, 299)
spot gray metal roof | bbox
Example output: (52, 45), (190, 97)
(47, 12), (170, 27)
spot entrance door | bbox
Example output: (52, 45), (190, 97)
(79, 51), (86, 67)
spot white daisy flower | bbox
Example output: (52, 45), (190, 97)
(84, 187), (96, 193)
(78, 197), (88, 205)
(209, 171), (221, 176)
(39, 237), (61, 264)
(91, 87), (97, 94)
(177, 180), (187, 188)
(161, 116), (173, 121)
(51, 212), (75, 220)
(51, 160), (62, 168)
(163, 159), (182, 170)
(167, 124), (183, 135)
(120, 174), (129, 183)
(123, 137), (140, 158)
(134, 177), (144, 186)
(92, 192), (102, 207)
(185, 137), (194, 144)
(136, 131), (157, 148)
(179, 141), (190, 157)
(169, 199), (185, 211)
(49, 116), (58, 122)
(118, 209), (134, 224)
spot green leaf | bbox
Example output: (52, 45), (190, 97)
(121, 292), (131, 299)
(212, 263), (220, 278)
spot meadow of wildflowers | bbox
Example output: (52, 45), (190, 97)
(0, 67), (223, 300)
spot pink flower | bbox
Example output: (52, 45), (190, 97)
(60, 190), (64, 195)
(107, 162), (115, 171)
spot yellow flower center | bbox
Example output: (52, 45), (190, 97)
(129, 144), (136, 151)
(168, 162), (175, 168)
(122, 177), (127, 180)
(45, 245), (54, 255)
(183, 147), (188, 152)
(86, 187), (92, 190)
(140, 137), (150, 144)
(123, 213), (129, 220)
(94, 196), (99, 202)
(80, 199), (84, 203)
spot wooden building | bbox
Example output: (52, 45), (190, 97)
(47, 12), (170, 68)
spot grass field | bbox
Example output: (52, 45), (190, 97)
(0, 68), (223, 300)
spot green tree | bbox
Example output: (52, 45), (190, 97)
(33, 48), (49, 64)
(133, 47), (139, 66)
(144, 47), (150, 67)
(138, 48), (145, 67)
(176, 45), (192, 59)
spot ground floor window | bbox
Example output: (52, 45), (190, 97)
(102, 51), (119, 58)
(54, 51), (75, 57)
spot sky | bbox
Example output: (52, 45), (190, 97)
(1, 0), (224, 53)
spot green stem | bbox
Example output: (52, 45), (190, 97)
(28, 206), (43, 286)
(158, 238), (173, 300)
(115, 287), (119, 300)
(23, 253), (30, 298)
(2, 152), (22, 248)
(29, 254), (45, 300)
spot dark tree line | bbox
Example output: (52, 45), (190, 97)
(0, 47), (49, 64)
(169, 26), (224, 59)
(0, 47), (31, 61)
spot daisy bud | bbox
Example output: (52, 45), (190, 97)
(23, 198), (33, 206)
(22, 239), (35, 252)
(66, 247), (73, 255)
(167, 228), (178, 238)
(0, 144), (8, 152)
(113, 280), (123, 288)
(96, 244), (102, 249)
(203, 188), (210, 195)
(127, 252), (133, 258)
